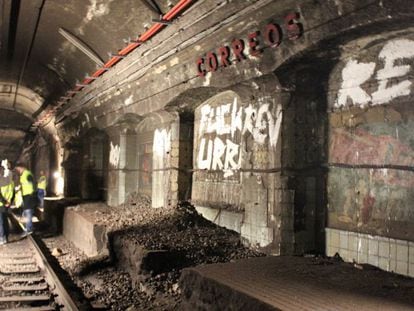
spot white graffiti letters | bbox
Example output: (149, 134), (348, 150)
(197, 138), (213, 170)
(336, 59), (376, 108)
(197, 97), (282, 177)
(372, 39), (414, 104)
(109, 142), (120, 167)
(223, 139), (240, 177)
(336, 39), (414, 108)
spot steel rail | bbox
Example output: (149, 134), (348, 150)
(6, 212), (82, 310)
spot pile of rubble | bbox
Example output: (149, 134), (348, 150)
(87, 193), (175, 233)
(116, 201), (263, 266)
(43, 195), (265, 310)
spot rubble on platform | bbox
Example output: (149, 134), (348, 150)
(43, 195), (265, 310)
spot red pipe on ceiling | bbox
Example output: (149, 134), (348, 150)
(35, 0), (193, 126)
(75, 0), (192, 94)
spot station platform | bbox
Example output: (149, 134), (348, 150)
(180, 255), (414, 311)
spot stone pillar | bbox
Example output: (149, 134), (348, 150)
(107, 118), (141, 207)
(150, 111), (179, 208)
(124, 131), (138, 200)
(152, 126), (173, 208)
(107, 127), (123, 206)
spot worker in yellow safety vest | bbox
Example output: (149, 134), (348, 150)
(0, 166), (14, 244)
(15, 163), (37, 236)
(37, 170), (47, 208)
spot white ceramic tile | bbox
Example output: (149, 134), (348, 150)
(368, 238), (379, 256)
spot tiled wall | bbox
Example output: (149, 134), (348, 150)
(326, 228), (414, 278)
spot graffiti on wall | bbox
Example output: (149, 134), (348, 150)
(330, 127), (414, 188)
(329, 38), (414, 239)
(153, 129), (171, 157)
(328, 125), (414, 232)
(335, 39), (414, 108)
(109, 141), (120, 167)
(197, 97), (282, 178)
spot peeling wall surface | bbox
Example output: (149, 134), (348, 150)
(53, 0), (414, 267)
(328, 35), (414, 241)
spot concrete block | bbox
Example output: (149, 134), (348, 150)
(339, 231), (348, 250)
(327, 245), (339, 257)
(396, 261), (408, 276)
(196, 206), (243, 234)
(368, 255), (379, 267)
(357, 236), (368, 254)
(368, 238), (379, 256)
(331, 229), (340, 248)
(348, 233), (358, 252)
(241, 224), (252, 239)
(390, 239), (397, 261)
(396, 241), (409, 263)
(409, 263), (414, 278)
(348, 251), (358, 262)
(241, 225), (274, 248)
(340, 250), (349, 262)
(378, 238), (390, 258)
(378, 257), (389, 271)
(219, 210), (244, 233)
(389, 259), (397, 273)
(259, 227), (274, 247)
(325, 228), (331, 247)
(63, 204), (109, 257)
(358, 252), (368, 264)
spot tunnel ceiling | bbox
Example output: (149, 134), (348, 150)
(0, 0), (179, 159)
(0, 0), (178, 130)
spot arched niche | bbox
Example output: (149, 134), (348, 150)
(64, 127), (109, 201)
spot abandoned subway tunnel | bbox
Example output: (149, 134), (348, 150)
(0, 0), (414, 310)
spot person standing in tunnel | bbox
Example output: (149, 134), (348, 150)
(0, 165), (14, 245)
(15, 163), (37, 236)
(37, 170), (47, 208)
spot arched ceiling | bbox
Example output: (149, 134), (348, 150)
(0, 0), (180, 159)
(0, 0), (179, 127)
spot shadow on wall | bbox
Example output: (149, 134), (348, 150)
(275, 49), (337, 254)
(63, 128), (109, 201)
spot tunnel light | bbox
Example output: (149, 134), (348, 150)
(53, 171), (64, 196)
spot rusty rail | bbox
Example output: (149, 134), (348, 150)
(0, 213), (83, 310)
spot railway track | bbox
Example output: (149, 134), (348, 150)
(0, 213), (82, 310)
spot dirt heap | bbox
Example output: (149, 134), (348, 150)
(44, 196), (265, 310)
(115, 201), (262, 266)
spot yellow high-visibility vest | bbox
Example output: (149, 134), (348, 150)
(0, 181), (14, 207)
(38, 175), (47, 190)
(20, 169), (35, 196)
(14, 189), (23, 208)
